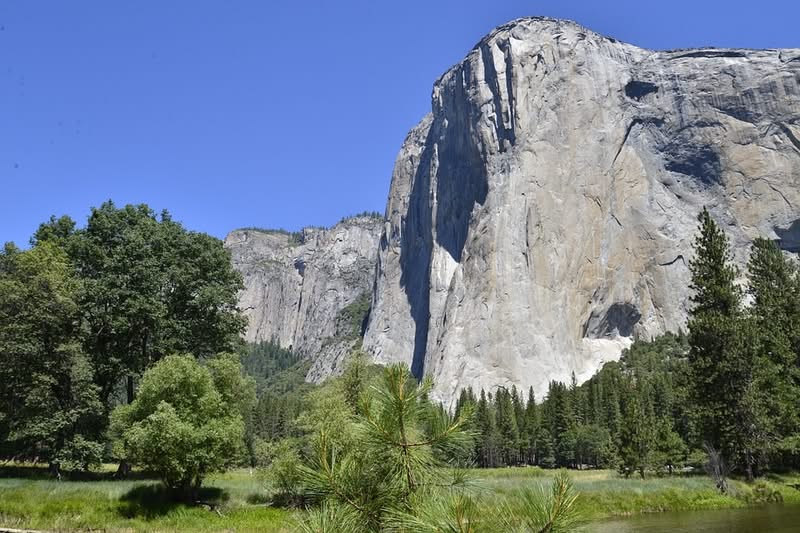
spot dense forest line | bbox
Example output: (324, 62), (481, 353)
(461, 209), (800, 480)
(245, 208), (800, 485)
(2, 203), (800, 511)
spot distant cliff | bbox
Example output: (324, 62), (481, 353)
(224, 215), (383, 380)
(362, 17), (800, 406)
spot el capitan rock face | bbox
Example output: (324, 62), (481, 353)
(362, 17), (800, 406)
(225, 216), (383, 380)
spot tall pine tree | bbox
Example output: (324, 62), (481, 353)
(687, 207), (756, 479)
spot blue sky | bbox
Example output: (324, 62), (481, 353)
(2, 1), (798, 246)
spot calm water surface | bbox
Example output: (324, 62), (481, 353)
(590, 504), (800, 532)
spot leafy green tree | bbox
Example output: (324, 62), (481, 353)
(257, 439), (304, 506)
(36, 202), (246, 408)
(208, 353), (257, 463)
(0, 242), (103, 470)
(111, 354), (253, 499)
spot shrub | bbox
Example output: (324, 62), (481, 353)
(111, 354), (253, 500)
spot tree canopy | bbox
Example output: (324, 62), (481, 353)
(111, 354), (255, 499)
(0, 201), (246, 469)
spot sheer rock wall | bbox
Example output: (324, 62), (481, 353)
(362, 17), (800, 406)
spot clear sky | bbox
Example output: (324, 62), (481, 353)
(2, 1), (798, 246)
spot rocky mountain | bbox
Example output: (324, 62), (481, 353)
(224, 216), (383, 380)
(362, 17), (800, 406)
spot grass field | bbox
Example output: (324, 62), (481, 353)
(476, 467), (800, 520)
(0, 467), (293, 532)
(1, 466), (799, 531)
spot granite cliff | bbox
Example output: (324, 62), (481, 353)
(362, 17), (800, 406)
(224, 216), (382, 380)
(228, 18), (800, 405)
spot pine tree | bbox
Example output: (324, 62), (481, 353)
(651, 417), (688, 475)
(475, 390), (500, 467)
(495, 388), (520, 465)
(545, 381), (574, 467)
(747, 238), (800, 439)
(297, 364), (474, 531)
(511, 385), (527, 462)
(569, 372), (588, 427)
(618, 385), (655, 479)
(341, 351), (369, 414)
(524, 387), (540, 465)
(601, 374), (623, 444)
(687, 207), (755, 479)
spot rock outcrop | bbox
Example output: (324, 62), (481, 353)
(362, 17), (800, 406)
(225, 216), (383, 380)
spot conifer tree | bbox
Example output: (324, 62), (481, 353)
(511, 385), (527, 462)
(618, 385), (654, 478)
(524, 387), (540, 464)
(687, 207), (755, 479)
(475, 390), (499, 467)
(747, 238), (800, 439)
(495, 388), (520, 465)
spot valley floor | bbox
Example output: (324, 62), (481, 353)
(1, 466), (799, 532)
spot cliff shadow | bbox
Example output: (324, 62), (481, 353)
(434, 59), (489, 263)
(399, 126), (435, 379)
(399, 66), (490, 379)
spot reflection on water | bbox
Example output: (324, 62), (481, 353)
(589, 504), (800, 533)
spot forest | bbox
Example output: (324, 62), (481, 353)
(2, 203), (800, 531)
(249, 208), (800, 485)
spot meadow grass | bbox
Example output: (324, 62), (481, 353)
(2, 465), (800, 531)
(474, 467), (800, 520)
(0, 467), (292, 532)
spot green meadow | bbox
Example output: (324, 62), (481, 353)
(2, 465), (800, 532)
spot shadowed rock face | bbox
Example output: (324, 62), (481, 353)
(224, 217), (383, 380)
(362, 17), (800, 406)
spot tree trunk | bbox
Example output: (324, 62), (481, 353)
(127, 375), (135, 404)
(745, 449), (754, 482)
(48, 461), (61, 480)
(115, 461), (131, 478)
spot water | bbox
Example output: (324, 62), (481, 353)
(590, 505), (800, 532)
